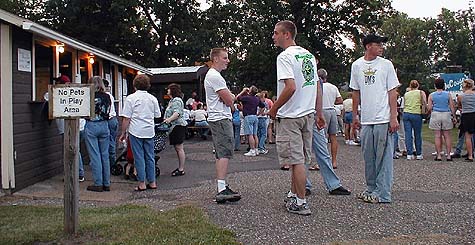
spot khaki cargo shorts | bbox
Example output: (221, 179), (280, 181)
(275, 113), (314, 166)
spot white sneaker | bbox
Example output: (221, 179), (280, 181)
(432, 151), (445, 156)
(348, 140), (360, 146)
(416, 155), (424, 160)
(258, 149), (269, 154)
(244, 150), (256, 157)
(407, 155), (415, 160)
(345, 140), (350, 145)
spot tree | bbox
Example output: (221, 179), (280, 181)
(137, 0), (203, 67)
(0, 0), (45, 21)
(431, 8), (475, 74)
(379, 13), (434, 90)
(39, 0), (159, 66)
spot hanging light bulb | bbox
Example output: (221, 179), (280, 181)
(57, 45), (64, 53)
(88, 55), (95, 64)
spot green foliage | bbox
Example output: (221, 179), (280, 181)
(0, 205), (238, 244)
(380, 13), (434, 90)
(3, 0), (474, 94)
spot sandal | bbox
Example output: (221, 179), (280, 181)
(146, 184), (157, 190)
(434, 157), (442, 161)
(134, 186), (146, 192)
(171, 168), (185, 176)
(280, 166), (290, 171)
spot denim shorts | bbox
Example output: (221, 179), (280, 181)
(344, 112), (353, 124)
(243, 115), (258, 135)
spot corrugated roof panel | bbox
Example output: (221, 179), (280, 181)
(149, 66), (203, 75)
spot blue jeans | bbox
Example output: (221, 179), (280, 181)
(257, 117), (268, 150)
(78, 130), (85, 178)
(455, 132), (475, 155)
(305, 127), (342, 191)
(361, 124), (393, 203)
(129, 134), (155, 183)
(233, 122), (241, 150)
(393, 130), (399, 156)
(403, 113), (423, 155)
(108, 117), (118, 166)
(195, 120), (209, 136)
(85, 120), (110, 187)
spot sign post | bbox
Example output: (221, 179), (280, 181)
(48, 84), (94, 236)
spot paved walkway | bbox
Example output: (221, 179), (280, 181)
(2, 136), (475, 244)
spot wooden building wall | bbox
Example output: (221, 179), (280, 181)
(11, 26), (63, 191)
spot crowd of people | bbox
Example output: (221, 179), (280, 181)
(72, 20), (475, 218)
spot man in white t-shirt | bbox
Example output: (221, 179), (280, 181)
(350, 34), (399, 204)
(185, 91), (199, 110)
(204, 48), (241, 204)
(268, 20), (321, 216)
(319, 68), (343, 169)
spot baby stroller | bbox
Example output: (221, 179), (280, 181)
(111, 123), (169, 180)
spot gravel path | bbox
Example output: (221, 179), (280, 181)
(2, 136), (474, 244)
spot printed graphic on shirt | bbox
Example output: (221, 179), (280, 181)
(363, 67), (377, 86)
(295, 53), (316, 88)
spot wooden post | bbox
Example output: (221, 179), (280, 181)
(63, 118), (79, 235)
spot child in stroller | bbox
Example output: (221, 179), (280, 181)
(111, 123), (169, 180)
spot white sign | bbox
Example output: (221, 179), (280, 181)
(49, 84), (94, 119)
(18, 48), (31, 72)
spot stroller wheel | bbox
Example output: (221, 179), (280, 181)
(111, 164), (123, 176)
(155, 160), (160, 178)
(155, 166), (160, 178)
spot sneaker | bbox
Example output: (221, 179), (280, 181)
(329, 186), (351, 195)
(348, 140), (360, 146)
(103, 186), (110, 192)
(451, 152), (461, 158)
(345, 140), (350, 145)
(393, 155), (400, 159)
(284, 195), (296, 206)
(86, 185), (103, 192)
(416, 155), (424, 160)
(406, 155), (415, 160)
(244, 150), (256, 157)
(215, 186), (241, 203)
(255, 149), (259, 156)
(287, 202), (312, 216)
(258, 149), (269, 155)
(356, 191), (370, 200)
(363, 194), (380, 204)
(396, 151), (403, 157)
(305, 188), (312, 196)
(79, 176), (85, 182)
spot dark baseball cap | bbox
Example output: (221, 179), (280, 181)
(362, 34), (388, 47)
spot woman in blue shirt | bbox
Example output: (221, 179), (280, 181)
(427, 78), (456, 161)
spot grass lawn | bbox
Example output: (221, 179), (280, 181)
(421, 122), (459, 146)
(0, 204), (238, 244)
